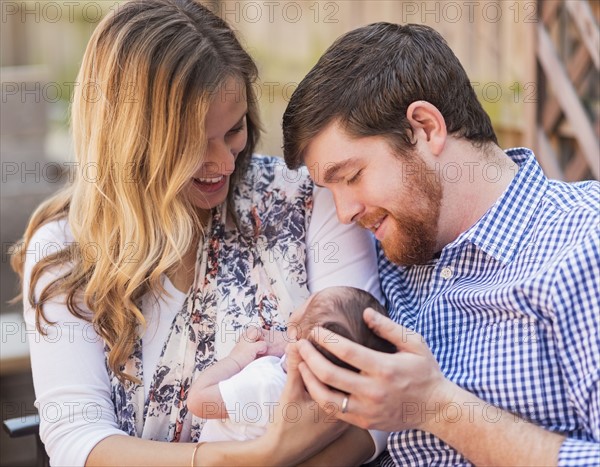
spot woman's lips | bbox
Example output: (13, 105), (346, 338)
(193, 175), (227, 193)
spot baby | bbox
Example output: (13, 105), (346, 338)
(187, 286), (395, 456)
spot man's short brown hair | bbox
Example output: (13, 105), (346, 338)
(283, 22), (498, 169)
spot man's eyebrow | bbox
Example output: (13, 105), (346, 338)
(323, 158), (359, 184)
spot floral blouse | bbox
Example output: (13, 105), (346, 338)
(107, 155), (314, 442)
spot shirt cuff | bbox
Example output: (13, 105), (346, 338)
(558, 437), (600, 466)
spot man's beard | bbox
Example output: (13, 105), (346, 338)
(362, 166), (442, 266)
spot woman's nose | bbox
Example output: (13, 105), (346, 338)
(205, 142), (236, 175)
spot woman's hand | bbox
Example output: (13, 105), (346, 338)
(259, 342), (348, 465)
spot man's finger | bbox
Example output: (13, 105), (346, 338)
(297, 338), (366, 391)
(284, 342), (303, 385)
(307, 325), (384, 375)
(298, 360), (369, 428)
(363, 307), (425, 352)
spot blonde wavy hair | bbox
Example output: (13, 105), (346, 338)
(11, 0), (261, 382)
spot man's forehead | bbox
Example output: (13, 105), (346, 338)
(304, 123), (361, 183)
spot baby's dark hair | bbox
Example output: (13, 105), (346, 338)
(300, 286), (396, 372)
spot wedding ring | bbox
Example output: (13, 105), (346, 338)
(341, 395), (349, 414)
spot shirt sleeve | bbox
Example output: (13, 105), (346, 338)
(558, 438), (600, 466)
(553, 225), (600, 466)
(22, 221), (127, 467)
(306, 185), (383, 303)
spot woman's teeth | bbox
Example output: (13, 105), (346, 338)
(196, 176), (223, 184)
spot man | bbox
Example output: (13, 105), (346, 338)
(282, 23), (599, 466)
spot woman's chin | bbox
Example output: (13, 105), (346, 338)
(188, 183), (230, 211)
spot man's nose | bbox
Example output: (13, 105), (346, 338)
(333, 191), (363, 225)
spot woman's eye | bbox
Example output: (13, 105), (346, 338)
(228, 116), (247, 135)
(347, 169), (363, 185)
(228, 125), (244, 135)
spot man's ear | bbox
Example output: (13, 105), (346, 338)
(406, 101), (447, 155)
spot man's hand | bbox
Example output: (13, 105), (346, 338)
(296, 307), (568, 466)
(296, 307), (453, 432)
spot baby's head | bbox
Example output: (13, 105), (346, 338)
(288, 286), (396, 371)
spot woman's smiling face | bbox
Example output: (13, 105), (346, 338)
(187, 76), (248, 211)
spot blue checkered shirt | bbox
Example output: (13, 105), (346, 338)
(378, 148), (599, 466)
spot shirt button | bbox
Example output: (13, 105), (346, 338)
(441, 267), (453, 280)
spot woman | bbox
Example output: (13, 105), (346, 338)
(12, 0), (383, 465)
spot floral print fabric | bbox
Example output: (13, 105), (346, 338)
(107, 155), (314, 442)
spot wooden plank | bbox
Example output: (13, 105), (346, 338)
(542, 43), (592, 133)
(537, 23), (600, 178)
(565, 0), (600, 69)
(536, 129), (565, 180)
(542, 0), (562, 27)
(564, 151), (591, 181)
(523, 19), (538, 153)
(558, 119), (576, 138)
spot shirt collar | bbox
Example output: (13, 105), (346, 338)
(445, 148), (548, 264)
